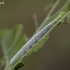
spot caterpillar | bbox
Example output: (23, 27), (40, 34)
(9, 11), (66, 70)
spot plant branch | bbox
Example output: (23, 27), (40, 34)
(46, 0), (60, 20)
(33, 13), (38, 31)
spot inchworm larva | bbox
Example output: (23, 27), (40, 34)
(9, 12), (66, 70)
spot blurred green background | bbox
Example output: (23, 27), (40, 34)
(0, 0), (70, 70)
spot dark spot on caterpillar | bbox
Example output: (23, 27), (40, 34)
(30, 46), (32, 48)
(24, 51), (27, 54)
(14, 62), (25, 70)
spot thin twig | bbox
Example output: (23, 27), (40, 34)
(33, 13), (38, 31)
(46, 0), (60, 20)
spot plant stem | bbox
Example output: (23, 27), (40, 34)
(46, 0), (60, 20)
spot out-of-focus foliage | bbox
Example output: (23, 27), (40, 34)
(0, 25), (28, 70)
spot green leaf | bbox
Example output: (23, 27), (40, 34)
(0, 25), (28, 70)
